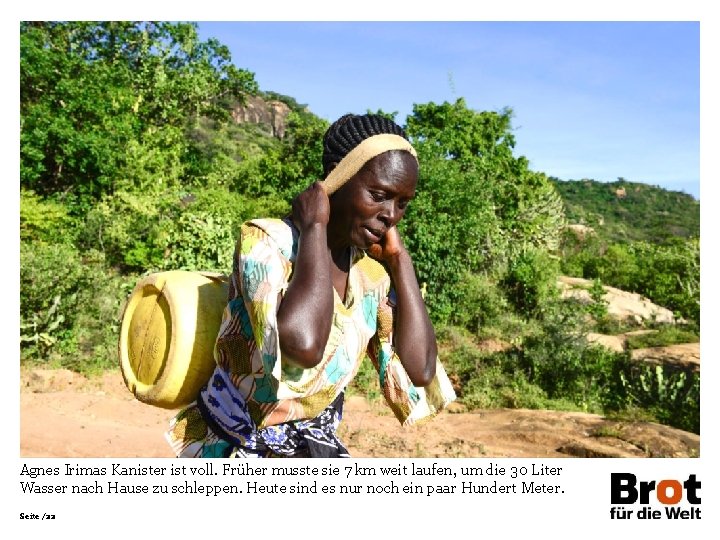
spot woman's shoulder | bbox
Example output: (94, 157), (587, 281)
(241, 217), (298, 261)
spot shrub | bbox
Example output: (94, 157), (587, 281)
(451, 272), (510, 334)
(80, 190), (178, 271)
(20, 241), (95, 360)
(501, 246), (560, 316)
(20, 189), (77, 244)
(400, 100), (565, 324)
(81, 188), (291, 273)
(160, 211), (236, 273)
(587, 278), (609, 321)
(459, 363), (540, 410)
(438, 325), (584, 412)
(620, 364), (700, 433)
(597, 244), (638, 290)
(517, 339), (625, 412)
(508, 298), (628, 411)
(61, 266), (138, 375)
(189, 187), (290, 234)
(632, 239), (699, 323)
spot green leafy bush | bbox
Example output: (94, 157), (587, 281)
(500, 246), (560, 315)
(518, 338), (625, 412)
(189, 187), (289, 230)
(399, 155), (504, 321)
(451, 272), (510, 334)
(80, 190), (177, 271)
(20, 236), (139, 373)
(61, 267), (138, 375)
(505, 298), (624, 411)
(632, 239), (699, 323)
(20, 241), (95, 359)
(400, 99), (565, 323)
(439, 324), (585, 412)
(20, 190), (77, 243)
(160, 211), (236, 273)
(81, 188), (290, 273)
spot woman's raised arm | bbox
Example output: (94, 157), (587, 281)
(371, 227), (437, 387)
(276, 182), (335, 369)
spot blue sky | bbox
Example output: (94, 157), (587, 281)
(196, 21), (700, 199)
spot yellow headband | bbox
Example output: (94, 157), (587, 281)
(320, 134), (418, 195)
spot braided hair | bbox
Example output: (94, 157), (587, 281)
(322, 114), (409, 178)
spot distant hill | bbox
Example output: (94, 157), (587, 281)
(551, 178), (699, 244)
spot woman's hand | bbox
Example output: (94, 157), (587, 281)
(367, 226), (406, 263)
(291, 181), (330, 232)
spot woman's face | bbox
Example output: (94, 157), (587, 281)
(328, 150), (418, 250)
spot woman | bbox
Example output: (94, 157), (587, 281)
(167, 113), (455, 458)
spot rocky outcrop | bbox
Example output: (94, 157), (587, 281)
(565, 223), (596, 241)
(586, 332), (626, 352)
(558, 276), (676, 324)
(341, 399), (699, 458)
(232, 95), (291, 138)
(631, 343), (700, 373)
(585, 330), (659, 354)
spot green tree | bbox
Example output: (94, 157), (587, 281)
(20, 21), (257, 209)
(401, 99), (565, 320)
(233, 110), (328, 199)
(632, 239), (700, 323)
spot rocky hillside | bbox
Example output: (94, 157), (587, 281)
(552, 177), (699, 243)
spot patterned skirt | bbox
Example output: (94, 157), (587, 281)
(166, 369), (349, 458)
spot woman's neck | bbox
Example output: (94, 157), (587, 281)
(330, 245), (350, 272)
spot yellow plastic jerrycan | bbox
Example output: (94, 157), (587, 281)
(118, 271), (229, 409)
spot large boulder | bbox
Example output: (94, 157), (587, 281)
(631, 343), (700, 373)
(558, 276), (676, 324)
(232, 95), (291, 138)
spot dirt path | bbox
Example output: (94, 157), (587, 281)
(20, 368), (699, 458)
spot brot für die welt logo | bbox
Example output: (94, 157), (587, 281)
(610, 473), (701, 520)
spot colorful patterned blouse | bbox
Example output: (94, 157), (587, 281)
(167, 218), (455, 456)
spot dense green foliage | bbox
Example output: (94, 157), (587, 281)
(401, 99), (566, 320)
(20, 22), (700, 435)
(21, 21), (257, 211)
(561, 233), (699, 324)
